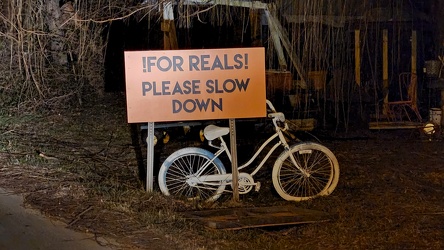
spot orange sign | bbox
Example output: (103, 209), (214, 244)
(124, 48), (266, 123)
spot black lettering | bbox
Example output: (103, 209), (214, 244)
(223, 79), (236, 93)
(183, 80), (192, 94)
(195, 98), (223, 112)
(201, 55), (210, 71)
(215, 79), (223, 93)
(147, 57), (156, 72)
(195, 99), (210, 111)
(234, 54), (243, 69)
(189, 55), (199, 71)
(142, 57), (147, 72)
(172, 81), (183, 95)
(206, 80), (215, 93)
(183, 99), (196, 113)
(224, 54), (234, 70)
(212, 98), (223, 111)
(157, 56), (172, 72)
(172, 56), (184, 71)
(172, 100), (182, 113)
(211, 55), (224, 70)
(236, 78), (250, 91)
(162, 81), (170, 95)
(152, 81), (161, 95)
(142, 82), (152, 96)
(192, 80), (201, 94)
(173, 98), (223, 114)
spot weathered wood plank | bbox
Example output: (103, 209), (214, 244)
(383, 29), (389, 115)
(284, 15), (360, 28)
(183, 0), (268, 9)
(182, 206), (330, 230)
(369, 121), (424, 130)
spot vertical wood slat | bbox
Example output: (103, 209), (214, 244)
(354, 30), (361, 86)
(162, 2), (178, 50)
(411, 30), (417, 74)
(411, 30), (418, 114)
(383, 29), (389, 115)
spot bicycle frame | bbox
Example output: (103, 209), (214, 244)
(188, 100), (308, 185)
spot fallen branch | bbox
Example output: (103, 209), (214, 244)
(68, 205), (93, 226)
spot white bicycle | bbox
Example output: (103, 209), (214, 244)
(158, 100), (339, 202)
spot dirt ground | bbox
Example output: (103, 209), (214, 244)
(0, 93), (443, 249)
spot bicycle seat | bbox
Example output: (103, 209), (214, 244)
(204, 125), (230, 140)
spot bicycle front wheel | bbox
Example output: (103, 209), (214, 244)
(272, 142), (339, 201)
(158, 147), (227, 203)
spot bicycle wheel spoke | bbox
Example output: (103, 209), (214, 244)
(158, 148), (227, 203)
(166, 166), (188, 180)
(172, 159), (191, 176)
(273, 142), (339, 201)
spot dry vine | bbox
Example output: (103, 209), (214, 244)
(0, 0), (162, 112)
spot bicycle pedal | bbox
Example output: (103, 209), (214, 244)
(255, 182), (261, 192)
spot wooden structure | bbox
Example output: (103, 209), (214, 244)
(368, 29), (423, 130)
(155, 1), (435, 131)
(180, 0), (307, 85)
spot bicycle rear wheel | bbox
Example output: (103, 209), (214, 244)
(272, 142), (339, 201)
(158, 147), (227, 203)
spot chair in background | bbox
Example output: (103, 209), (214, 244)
(386, 72), (422, 122)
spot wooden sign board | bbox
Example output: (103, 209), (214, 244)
(124, 48), (266, 123)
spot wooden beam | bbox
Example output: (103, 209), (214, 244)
(369, 121), (425, 130)
(162, 2), (178, 50)
(285, 15), (361, 28)
(183, 0), (268, 9)
(411, 30), (417, 74)
(265, 7), (307, 84)
(264, 9), (287, 70)
(355, 30), (361, 86)
(411, 32), (419, 110)
(383, 29), (389, 115)
(162, 20), (178, 50)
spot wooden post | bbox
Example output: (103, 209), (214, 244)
(411, 30), (421, 119)
(249, 9), (261, 45)
(411, 30), (417, 74)
(355, 30), (361, 86)
(229, 119), (239, 202)
(264, 8), (287, 70)
(162, 2), (178, 50)
(383, 29), (389, 116)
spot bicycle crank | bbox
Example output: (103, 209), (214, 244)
(232, 173), (260, 194)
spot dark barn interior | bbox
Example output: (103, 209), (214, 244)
(100, 0), (444, 133)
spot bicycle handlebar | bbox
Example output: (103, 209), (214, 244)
(266, 99), (277, 112)
(266, 100), (286, 123)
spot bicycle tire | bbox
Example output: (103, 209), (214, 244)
(272, 142), (339, 201)
(158, 147), (227, 203)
